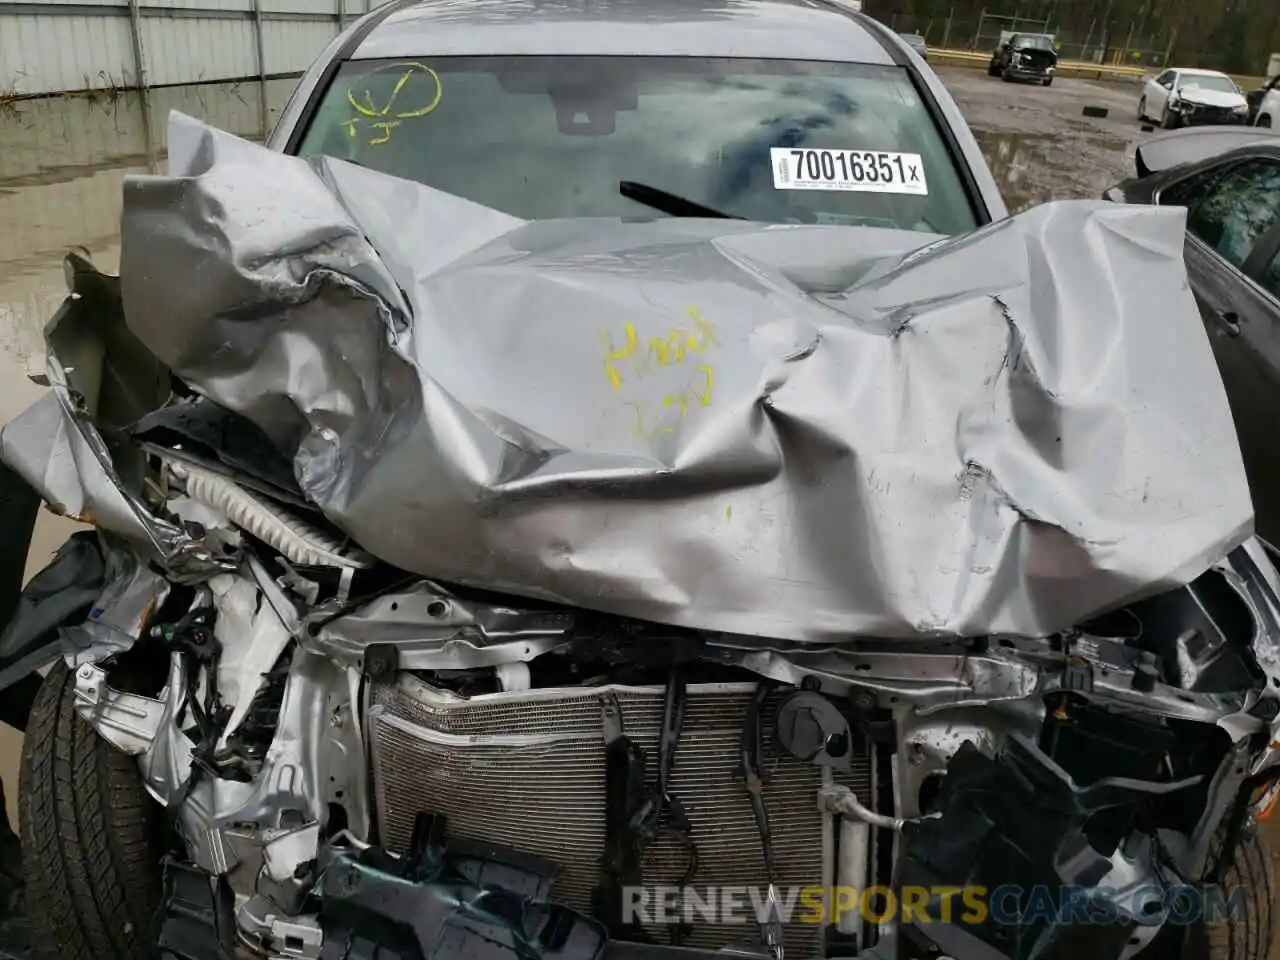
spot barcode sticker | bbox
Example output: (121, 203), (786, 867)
(771, 148), (929, 195)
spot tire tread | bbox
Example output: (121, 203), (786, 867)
(1200, 827), (1275, 960)
(19, 661), (161, 960)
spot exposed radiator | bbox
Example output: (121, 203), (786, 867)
(369, 678), (876, 956)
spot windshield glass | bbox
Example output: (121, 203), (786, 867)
(1011, 36), (1054, 50)
(298, 56), (979, 234)
(1179, 74), (1238, 95)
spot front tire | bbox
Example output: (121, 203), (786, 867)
(19, 661), (164, 960)
(1161, 105), (1180, 129)
(1186, 825), (1275, 960)
(1138, 97), (1147, 121)
(1259, 114), (1273, 128)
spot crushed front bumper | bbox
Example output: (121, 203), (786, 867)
(1004, 66), (1054, 81)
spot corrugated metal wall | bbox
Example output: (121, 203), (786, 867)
(0, 0), (386, 97)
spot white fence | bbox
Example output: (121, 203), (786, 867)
(0, 0), (389, 98)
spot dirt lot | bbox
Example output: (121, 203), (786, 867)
(937, 65), (1148, 211)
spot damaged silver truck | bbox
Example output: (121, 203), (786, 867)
(4, 3), (1280, 959)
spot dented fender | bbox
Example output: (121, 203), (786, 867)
(0, 529), (106, 730)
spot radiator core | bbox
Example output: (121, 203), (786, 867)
(369, 678), (876, 956)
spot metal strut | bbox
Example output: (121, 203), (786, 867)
(631, 670), (698, 945)
(742, 680), (784, 960)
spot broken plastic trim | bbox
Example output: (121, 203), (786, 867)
(316, 814), (607, 960)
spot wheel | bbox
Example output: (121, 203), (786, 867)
(988, 62), (1000, 77)
(1002, 67), (1014, 82)
(1184, 824), (1275, 960)
(1161, 105), (1180, 129)
(1259, 114), (1273, 128)
(19, 660), (165, 960)
(1043, 77), (1053, 86)
(1138, 97), (1147, 121)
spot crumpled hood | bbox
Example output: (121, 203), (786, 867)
(1177, 85), (1246, 108)
(45, 111), (1249, 642)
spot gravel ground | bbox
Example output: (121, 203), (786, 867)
(937, 65), (1149, 212)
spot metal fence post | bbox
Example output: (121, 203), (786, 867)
(252, 0), (269, 140)
(1120, 21), (1134, 65)
(125, 0), (156, 171)
(942, 4), (953, 49)
(972, 9), (985, 51)
(337, 0), (345, 33)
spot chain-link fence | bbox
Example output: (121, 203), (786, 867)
(878, 8), (1172, 71)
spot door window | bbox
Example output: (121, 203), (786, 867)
(1162, 159), (1280, 270)
(1155, 70), (1175, 87)
(1262, 249), (1280, 299)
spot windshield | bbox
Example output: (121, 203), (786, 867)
(1011, 36), (1054, 50)
(1179, 74), (1238, 95)
(298, 56), (979, 235)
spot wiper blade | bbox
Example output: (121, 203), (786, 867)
(619, 181), (743, 220)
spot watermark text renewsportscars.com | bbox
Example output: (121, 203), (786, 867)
(621, 885), (1251, 927)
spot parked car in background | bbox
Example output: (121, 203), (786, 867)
(987, 31), (1057, 85)
(897, 31), (928, 61)
(1105, 128), (1280, 543)
(1245, 73), (1280, 125)
(1138, 68), (1249, 128)
(1254, 75), (1280, 127)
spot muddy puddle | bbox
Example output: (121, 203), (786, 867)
(938, 66), (1145, 212)
(971, 126), (1133, 212)
(0, 79), (298, 414)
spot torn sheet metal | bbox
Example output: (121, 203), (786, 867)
(0, 366), (234, 583)
(63, 540), (171, 664)
(115, 112), (1249, 641)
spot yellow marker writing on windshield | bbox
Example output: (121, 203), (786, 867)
(344, 62), (443, 146)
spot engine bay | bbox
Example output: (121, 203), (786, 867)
(35, 513), (1280, 960)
